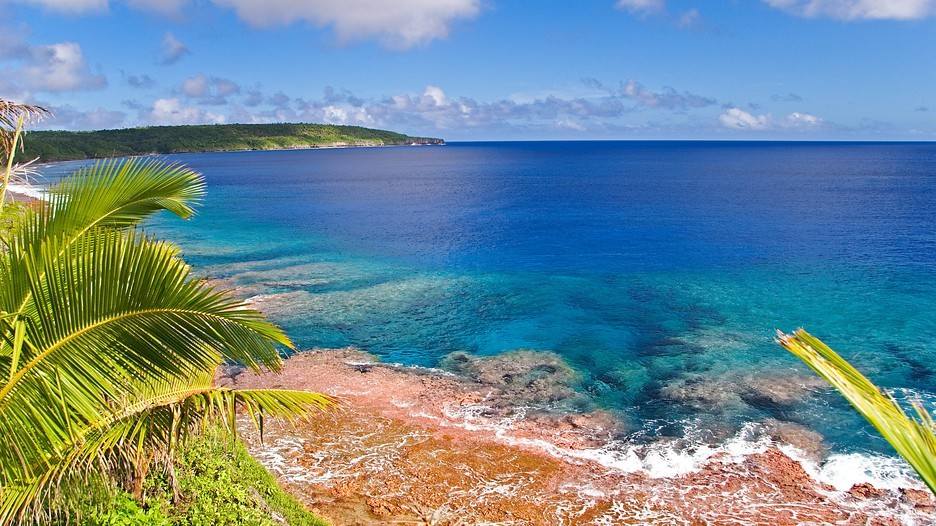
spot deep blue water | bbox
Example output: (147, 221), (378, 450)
(40, 141), (936, 459)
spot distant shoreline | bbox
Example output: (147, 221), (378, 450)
(22, 122), (445, 163)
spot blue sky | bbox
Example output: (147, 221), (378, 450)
(1, 0), (934, 140)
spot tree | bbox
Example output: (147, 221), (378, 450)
(0, 101), (334, 523)
(0, 100), (49, 211)
(778, 329), (936, 495)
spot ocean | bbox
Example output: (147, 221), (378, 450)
(38, 141), (936, 489)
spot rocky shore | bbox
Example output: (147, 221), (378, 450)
(224, 349), (936, 525)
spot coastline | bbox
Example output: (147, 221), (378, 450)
(225, 348), (936, 525)
(23, 139), (444, 164)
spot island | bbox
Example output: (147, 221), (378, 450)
(21, 123), (445, 162)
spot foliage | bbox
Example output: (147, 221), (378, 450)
(0, 101), (50, 211)
(21, 123), (444, 162)
(77, 432), (328, 526)
(0, 201), (31, 239)
(778, 329), (936, 495)
(0, 101), (335, 524)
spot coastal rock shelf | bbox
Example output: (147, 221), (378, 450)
(226, 349), (936, 525)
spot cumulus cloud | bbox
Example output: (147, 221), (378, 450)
(20, 41), (107, 92)
(126, 78), (718, 135)
(286, 85), (640, 132)
(762, 0), (936, 20)
(209, 0), (482, 49)
(180, 74), (240, 104)
(719, 108), (772, 129)
(621, 79), (716, 110)
(159, 32), (189, 65)
(8, 1), (486, 50)
(785, 111), (822, 127)
(719, 107), (823, 130)
(615, 0), (665, 15)
(139, 97), (225, 125)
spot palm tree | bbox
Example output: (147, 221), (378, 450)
(0, 102), (334, 523)
(0, 100), (49, 210)
(778, 329), (936, 495)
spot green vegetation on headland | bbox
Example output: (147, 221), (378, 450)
(74, 431), (328, 526)
(21, 123), (445, 162)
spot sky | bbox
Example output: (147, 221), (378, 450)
(1, 0), (935, 140)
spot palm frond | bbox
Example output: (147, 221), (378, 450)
(0, 101), (50, 132)
(778, 329), (936, 494)
(0, 101), (50, 159)
(1, 157), (204, 324)
(0, 369), (334, 524)
(0, 227), (294, 487)
(0, 124), (333, 524)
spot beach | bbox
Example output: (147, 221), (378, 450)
(226, 349), (935, 525)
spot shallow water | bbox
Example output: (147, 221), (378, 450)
(38, 141), (936, 476)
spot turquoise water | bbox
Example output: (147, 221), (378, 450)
(39, 142), (936, 461)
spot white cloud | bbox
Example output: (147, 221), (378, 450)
(719, 108), (772, 129)
(719, 107), (824, 130)
(181, 75), (209, 97)
(209, 0), (482, 49)
(20, 41), (106, 92)
(159, 32), (189, 65)
(615, 0), (665, 15)
(213, 78), (238, 97)
(180, 74), (240, 104)
(785, 111), (822, 127)
(141, 97), (225, 125)
(159, 79), (718, 136)
(763, 0), (935, 20)
(622, 79), (716, 109)
(8, 1), (483, 50)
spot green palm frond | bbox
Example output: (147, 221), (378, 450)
(778, 329), (936, 495)
(1, 101), (51, 211)
(0, 369), (334, 524)
(0, 145), (334, 523)
(0, 101), (50, 160)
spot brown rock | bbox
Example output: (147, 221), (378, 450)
(849, 482), (887, 500)
(901, 488), (936, 510)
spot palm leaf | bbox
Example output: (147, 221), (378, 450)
(0, 368), (334, 524)
(0, 152), (335, 523)
(0, 100), (50, 161)
(778, 329), (936, 495)
(0, 227), (293, 485)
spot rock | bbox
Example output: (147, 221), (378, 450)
(849, 482), (886, 500)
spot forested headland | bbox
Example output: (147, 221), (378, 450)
(21, 123), (444, 162)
